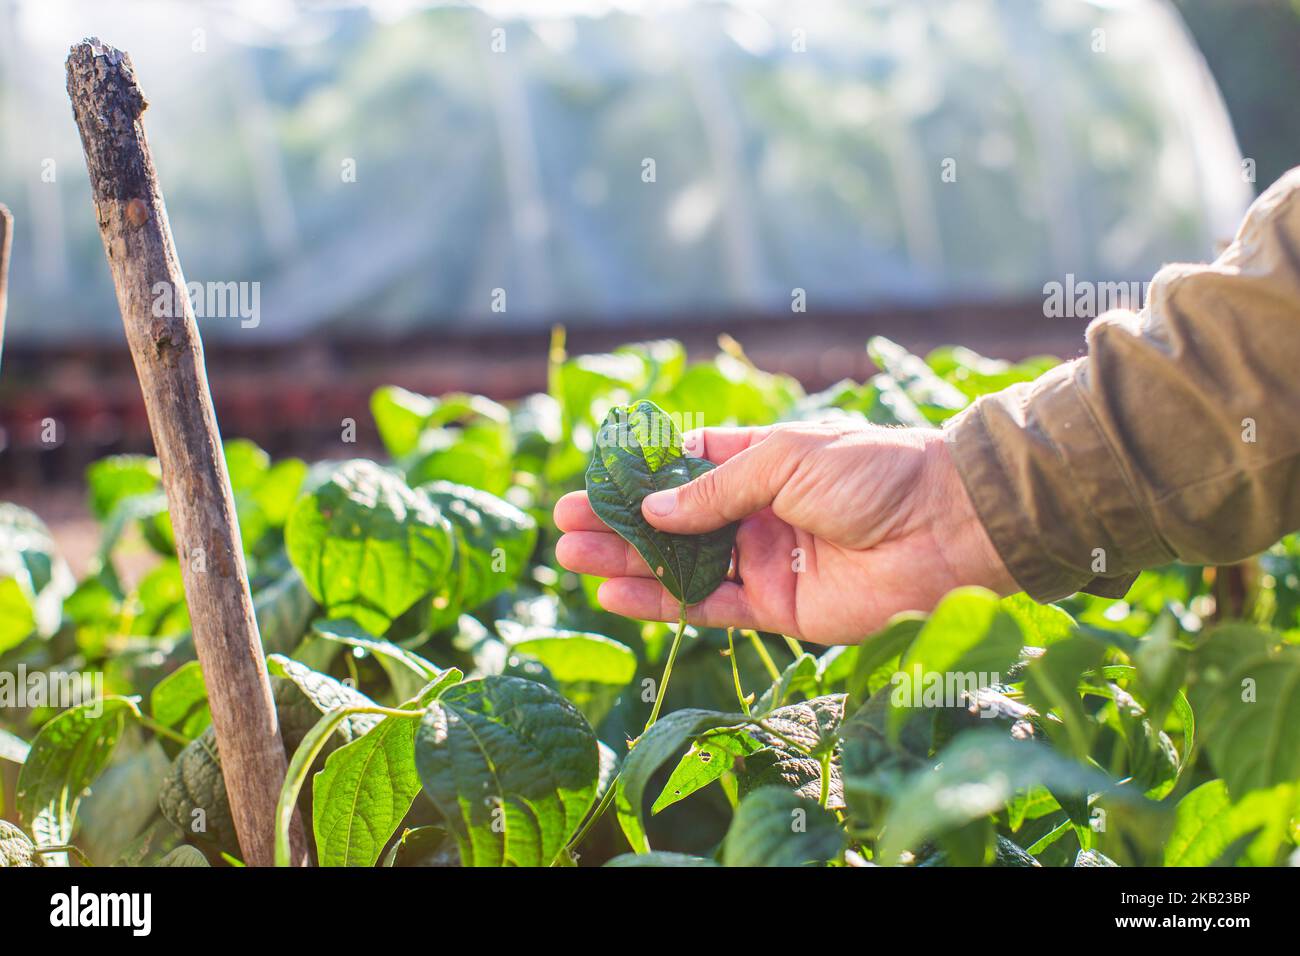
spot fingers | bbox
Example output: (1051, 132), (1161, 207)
(554, 530), (654, 579)
(681, 426), (775, 465)
(553, 490), (604, 532)
(596, 578), (759, 631)
(643, 430), (798, 535)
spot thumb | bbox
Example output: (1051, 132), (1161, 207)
(642, 435), (793, 534)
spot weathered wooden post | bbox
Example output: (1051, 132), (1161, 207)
(66, 38), (307, 866)
(0, 202), (11, 369)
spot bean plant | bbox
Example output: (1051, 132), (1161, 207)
(0, 333), (1296, 868)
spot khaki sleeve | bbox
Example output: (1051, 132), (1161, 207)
(946, 167), (1300, 602)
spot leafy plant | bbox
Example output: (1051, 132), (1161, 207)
(1, 333), (1297, 869)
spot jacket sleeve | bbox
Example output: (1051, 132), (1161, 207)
(946, 167), (1300, 602)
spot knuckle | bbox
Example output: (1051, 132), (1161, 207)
(683, 468), (725, 514)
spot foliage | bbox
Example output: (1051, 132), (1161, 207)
(1, 334), (1297, 868)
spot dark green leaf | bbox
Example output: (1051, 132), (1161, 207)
(871, 730), (1113, 865)
(16, 697), (136, 859)
(721, 787), (843, 867)
(414, 676), (599, 867)
(586, 400), (737, 606)
(605, 851), (719, 867)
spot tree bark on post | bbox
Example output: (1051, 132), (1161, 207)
(66, 38), (307, 867)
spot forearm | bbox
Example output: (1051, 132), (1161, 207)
(946, 168), (1300, 601)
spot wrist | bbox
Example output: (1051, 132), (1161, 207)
(918, 431), (1019, 597)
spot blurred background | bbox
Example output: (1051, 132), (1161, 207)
(0, 0), (1297, 564)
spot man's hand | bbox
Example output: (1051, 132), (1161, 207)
(553, 421), (1017, 645)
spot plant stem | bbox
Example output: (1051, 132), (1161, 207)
(567, 605), (690, 856)
(725, 628), (750, 715)
(34, 844), (93, 867)
(782, 635), (804, 661)
(745, 629), (781, 683)
(643, 606), (688, 734)
(134, 712), (196, 747)
(818, 749), (832, 809)
(566, 778), (619, 857)
(274, 704), (423, 867)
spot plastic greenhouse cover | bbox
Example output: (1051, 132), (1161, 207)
(0, 0), (1251, 343)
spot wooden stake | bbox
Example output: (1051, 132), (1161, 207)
(0, 203), (11, 370)
(66, 38), (307, 867)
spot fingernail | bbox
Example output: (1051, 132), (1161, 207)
(643, 489), (677, 516)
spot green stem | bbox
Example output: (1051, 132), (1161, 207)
(134, 713), (195, 748)
(643, 607), (688, 734)
(818, 749), (832, 809)
(566, 778), (619, 857)
(274, 704), (423, 867)
(782, 635), (804, 661)
(725, 628), (750, 715)
(34, 844), (93, 867)
(567, 605), (690, 856)
(745, 629), (781, 683)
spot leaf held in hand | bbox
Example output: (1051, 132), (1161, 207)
(586, 400), (737, 605)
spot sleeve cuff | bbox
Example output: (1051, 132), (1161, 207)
(945, 361), (1167, 603)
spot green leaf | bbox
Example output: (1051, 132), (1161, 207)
(414, 676), (599, 867)
(888, 588), (1022, 738)
(505, 627), (637, 726)
(254, 566), (318, 655)
(0, 503), (74, 644)
(285, 459), (455, 633)
(847, 614), (924, 703)
(0, 820), (41, 868)
(755, 653), (818, 711)
(871, 730), (1112, 865)
(371, 385), (440, 458)
(160, 664), (383, 857)
(150, 661), (211, 744)
(867, 336), (968, 422)
(1022, 633), (1108, 759)
(16, 697), (136, 859)
(739, 695), (846, 808)
(1194, 634), (1300, 799)
(0, 577), (36, 654)
(159, 845), (211, 867)
(405, 421), (514, 496)
(586, 400), (737, 606)
(267, 654), (387, 739)
(312, 618), (445, 682)
(77, 740), (171, 864)
(652, 731), (759, 815)
(721, 787), (844, 867)
(419, 479), (537, 626)
(1164, 779), (1297, 867)
(1000, 594), (1076, 647)
(313, 713), (424, 867)
(615, 708), (750, 853)
(1074, 848), (1119, 867)
(605, 851), (719, 867)
(1133, 613), (1187, 731)
(86, 454), (160, 520)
